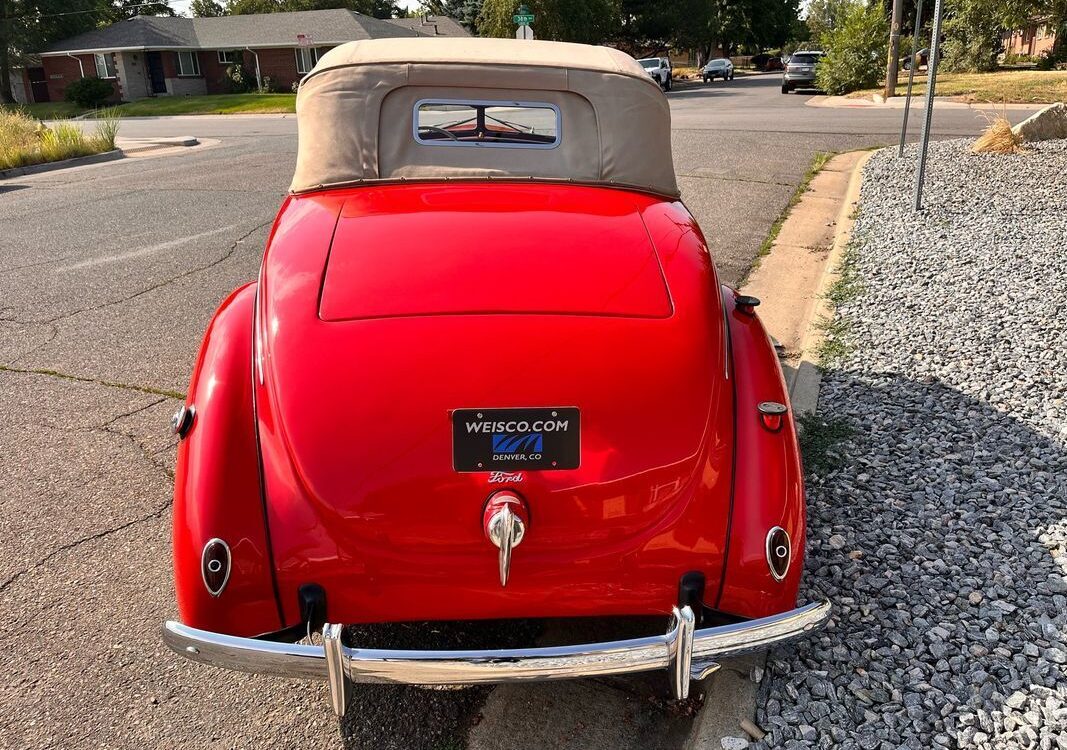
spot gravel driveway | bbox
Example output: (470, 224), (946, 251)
(755, 140), (1067, 748)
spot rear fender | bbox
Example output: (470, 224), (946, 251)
(172, 282), (283, 636)
(715, 287), (806, 618)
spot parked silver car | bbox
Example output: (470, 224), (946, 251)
(781, 50), (824, 94)
(702, 58), (735, 82)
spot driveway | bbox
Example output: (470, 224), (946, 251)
(0, 75), (1040, 749)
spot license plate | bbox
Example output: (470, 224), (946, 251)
(452, 407), (580, 472)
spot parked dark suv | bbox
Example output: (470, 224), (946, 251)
(782, 51), (824, 93)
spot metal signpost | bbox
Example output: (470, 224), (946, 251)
(513, 4), (535, 40)
(898, 0), (925, 157)
(912, 0), (944, 211)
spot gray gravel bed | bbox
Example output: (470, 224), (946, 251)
(754, 139), (1067, 749)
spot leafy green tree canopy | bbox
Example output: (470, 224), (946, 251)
(813, 0), (888, 94)
(418, 0), (483, 33)
(225, 0), (400, 17)
(190, 0), (226, 15)
(478, 0), (619, 44)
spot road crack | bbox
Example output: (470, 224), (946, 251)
(0, 502), (171, 596)
(0, 400), (177, 597)
(0, 364), (185, 399)
(23, 218), (272, 326)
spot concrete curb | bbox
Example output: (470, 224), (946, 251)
(0, 148), (123, 180)
(117, 136), (199, 154)
(788, 149), (874, 417)
(684, 148), (874, 750)
(807, 94), (1041, 111)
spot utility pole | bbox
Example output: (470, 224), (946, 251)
(884, 0), (905, 98)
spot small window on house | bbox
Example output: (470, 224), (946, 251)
(176, 51), (201, 77)
(217, 50), (240, 65)
(94, 53), (116, 79)
(295, 47), (321, 75)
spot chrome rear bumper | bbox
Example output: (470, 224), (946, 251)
(162, 601), (831, 716)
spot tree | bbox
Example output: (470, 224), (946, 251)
(225, 0), (400, 16)
(814, 0), (888, 93)
(418, 0), (483, 33)
(615, 0), (801, 63)
(1, 0), (110, 104)
(107, 0), (176, 19)
(804, 0), (854, 41)
(478, 0), (618, 43)
(940, 0), (1042, 71)
(190, 0), (226, 15)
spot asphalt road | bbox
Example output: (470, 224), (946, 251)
(0, 73), (1039, 749)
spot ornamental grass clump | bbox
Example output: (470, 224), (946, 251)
(0, 108), (120, 170)
(972, 112), (1025, 154)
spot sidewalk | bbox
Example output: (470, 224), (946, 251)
(809, 94), (1041, 110)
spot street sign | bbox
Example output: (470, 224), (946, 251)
(513, 4), (535, 24)
(515, 24), (534, 40)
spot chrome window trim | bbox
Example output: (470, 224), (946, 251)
(413, 98), (562, 151)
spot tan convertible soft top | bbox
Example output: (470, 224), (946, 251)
(290, 37), (679, 198)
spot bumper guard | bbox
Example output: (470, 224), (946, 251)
(162, 601), (831, 717)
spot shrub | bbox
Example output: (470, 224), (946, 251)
(225, 63), (255, 93)
(38, 123), (95, 162)
(1035, 47), (1067, 71)
(1001, 51), (1036, 66)
(0, 110), (42, 169)
(258, 75), (279, 93)
(93, 108), (121, 150)
(941, 15), (1002, 72)
(0, 109), (116, 170)
(814, 0), (888, 95)
(972, 113), (1024, 154)
(64, 76), (115, 109)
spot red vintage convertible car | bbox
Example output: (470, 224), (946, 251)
(163, 38), (830, 716)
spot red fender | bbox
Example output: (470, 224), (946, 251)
(714, 287), (806, 618)
(172, 282), (283, 636)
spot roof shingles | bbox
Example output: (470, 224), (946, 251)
(44, 9), (433, 54)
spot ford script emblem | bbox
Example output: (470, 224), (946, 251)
(488, 471), (524, 484)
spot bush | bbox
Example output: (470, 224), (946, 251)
(1001, 51), (1036, 66)
(225, 63), (255, 93)
(941, 16), (1002, 72)
(93, 108), (121, 151)
(814, 0), (888, 95)
(0, 110), (115, 170)
(64, 76), (115, 109)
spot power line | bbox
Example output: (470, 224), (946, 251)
(4, 3), (173, 22)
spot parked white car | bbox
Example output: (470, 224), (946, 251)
(638, 57), (672, 91)
(702, 58), (734, 82)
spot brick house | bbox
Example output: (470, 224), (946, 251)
(29, 9), (468, 104)
(1002, 19), (1058, 59)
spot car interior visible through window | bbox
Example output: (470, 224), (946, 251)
(414, 100), (560, 149)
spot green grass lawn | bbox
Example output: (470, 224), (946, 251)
(116, 93), (296, 116)
(2, 101), (87, 120)
(2, 93), (296, 120)
(849, 70), (1067, 104)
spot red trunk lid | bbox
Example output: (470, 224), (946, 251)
(319, 187), (672, 321)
